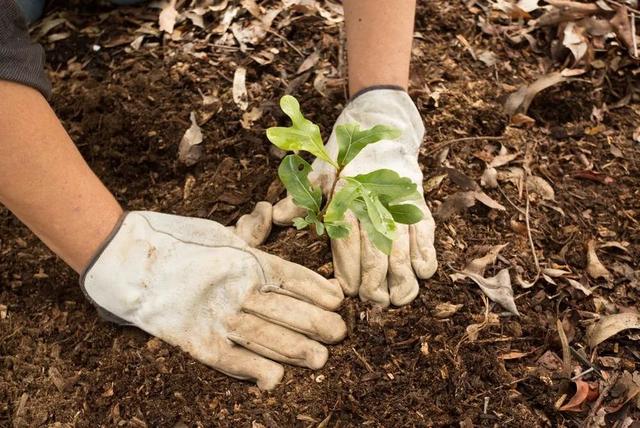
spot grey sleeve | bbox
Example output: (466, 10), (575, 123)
(0, 1), (52, 99)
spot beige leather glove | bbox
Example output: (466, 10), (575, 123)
(273, 89), (437, 307)
(81, 211), (346, 390)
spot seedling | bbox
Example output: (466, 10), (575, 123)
(267, 95), (424, 255)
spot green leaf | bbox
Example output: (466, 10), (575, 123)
(387, 203), (424, 224)
(351, 199), (393, 255)
(293, 217), (310, 230)
(323, 181), (360, 224)
(325, 222), (351, 239)
(360, 191), (397, 240)
(336, 124), (401, 167)
(277, 154), (322, 214)
(266, 96), (337, 168)
(351, 169), (421, 204)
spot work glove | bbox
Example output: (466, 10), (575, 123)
(81, 210), (346, 390)
(273, 89), (437, 307)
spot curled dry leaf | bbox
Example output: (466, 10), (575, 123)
(451, 244), (508, 282)
(610, 5), (634, 52)
(558, 380), (595, 412)
(586, 239), (612, 281)
(481, 167), (498, 188)
(178, 112), (203, 166)
(504, 72), (566, 116)
(527, 175), (555, 201)
(159, 0), (179, 34)
(433, 303), (463, 319)
(463, 269), (520, 316)
(232, 66), (249, 111)
(562, 22), (588, 63)
(565, 278), (593, 296)
(588, 312), (640, 348)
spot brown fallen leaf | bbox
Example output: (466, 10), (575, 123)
(436, 190), (505, 220)
(559, 379), (591, 412)
(574, 170), (614, 184)
(586, 239), (612, 281)
(527, 175), (555, 200)
(178, 112), (203, 166)
(504, 72), (566, 116)
(451, 244), (508, 282)
(610, 5), (634, 52)
(588, 312), (640, 348)
(498, 350), (533, 360)
(433, 303), (463, 319)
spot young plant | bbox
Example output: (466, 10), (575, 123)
(266, 95), (424, 255)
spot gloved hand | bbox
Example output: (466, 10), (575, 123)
(81, 211), (346, 390)
(273, 89), (437, 307)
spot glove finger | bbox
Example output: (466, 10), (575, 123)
(241, 292), (347, 344)
(331, 211), (361, 297)
(388, 224), (420, 306)
(358, 225), (390, 307)
(253, 250), (344, 311)
(209, 341), (284, 390)
(234, 201), (273, 247)
(410, 202), (438, 279)
(272, 195), (307, 226)
(227, 312), (328, 370)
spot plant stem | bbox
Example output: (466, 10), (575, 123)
(319, 166), (343, 220)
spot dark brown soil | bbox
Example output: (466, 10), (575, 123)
(2, 1), (639, 427)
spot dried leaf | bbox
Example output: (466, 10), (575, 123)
(586, 239), (612, 281)
(527, 175), (555, 200)
(473, 190), (506, 211)
(478, 50), (498, 67)
(562, 22), (588, 63)
(178, 112), (203, 166)
(504, 72), (566, 116)
(565, 278), (593, 296)
(159, 0), (179, 34)
(463, 269), (520, 316)
(588, 312), (640, 347)
(296, 51), (321, 74)
(488, 151), (519, 168)
(481, 167), (498, 188)
(424, 174), (447, 193)
(436, 191), (477, 220)
(610, 5), (634, 51)
(559, 380), (591, 412)
(517, 0), (539, 12)
(232, 66), (249, 111)
(433, 303), (463, 319)
(452, 244), (508, 281)
(241, 106), (263, 129)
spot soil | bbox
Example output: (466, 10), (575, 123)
(1, 1), (639, 427)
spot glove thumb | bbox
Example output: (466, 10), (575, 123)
(273, 195), (307, 226)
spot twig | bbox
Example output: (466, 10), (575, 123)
(582, 370), (621, 428)
(426, 136), (506, 156)
(632, 12), (638, 58)
(497, 184), (526, 216)
(463, 377), (530, 404)
(266, 29), (304, 57)
(602, 0), (640, 16)
(571, 367), (595, 381)
(352, 347), (374, 373)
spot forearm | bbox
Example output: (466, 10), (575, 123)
(0, 80), (123, 273)
(343, 0), (417, 96)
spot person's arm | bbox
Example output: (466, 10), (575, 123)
(343, 0), (416, 96)
(0, 80), (123, 273)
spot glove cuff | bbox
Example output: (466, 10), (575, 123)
(350, 85), (405, 101)
(79, 211), (131, 325)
